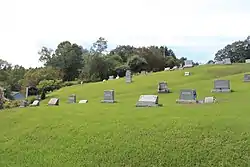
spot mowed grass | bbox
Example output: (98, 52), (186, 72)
(1, 64), (250, 166)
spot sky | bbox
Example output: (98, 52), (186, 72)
(0, 0), (250, 68)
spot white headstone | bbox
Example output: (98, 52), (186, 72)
(246, 59), (250, 63)
(204, 97), (215, 103)
(184, 72), (190, 76)
(164, 67), (170, 71)
(108, 76), (114, 80)
(136, 95), (161, 107)
(31, 100), (40, 106)
(48, 98), (59, 106)
(223, 58), (231, 65)
(79, 100), (88, 103)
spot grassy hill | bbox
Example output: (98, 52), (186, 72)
(1, 64), (250, 166)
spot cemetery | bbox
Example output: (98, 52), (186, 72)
(1, 63), (250, 166)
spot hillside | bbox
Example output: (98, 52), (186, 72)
(1, 64), (250, 166)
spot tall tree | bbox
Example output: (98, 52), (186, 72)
(214, 36), (250, 63)
(39, 41), (84, 81)
(90, 37), (108, 55)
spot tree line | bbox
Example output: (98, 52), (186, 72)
(3, 35), (249, 99)
(0, 37), (189, 99)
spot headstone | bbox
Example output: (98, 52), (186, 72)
(68, 94), (76, 103)
(215, 61), (224, 65)
(19, 100), (28, 108)
(116, 76), (119, 79)
(125, 70), (132, 83)
(101, 90), (116, 103)
(184, 72), (190, 76)
(211, 80), (231, 92)
(172, 66), (178, 70)
(108, 76), (114, 80)
(79, 100), (88, 103)
(25, 87), (29, 99)
(184, 60), (193, 68)
(204, 97), (215, 103)
(164, 67), (170, 71)
(136, 95), (162, 107)
(223, 58), (232, 65)
(48, 98), (59, 106)
(243, 74), (250, 82)
(30, 100), (40, 106)
(141, 71), (146, 75)
(246, 59), (250, 63)
(158, 82), (170, 93)
(176, 89), (197, 104)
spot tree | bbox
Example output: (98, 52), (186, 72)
(39, 41), (84, 81)
(127, 55), (148, 73)
(214, 36), (250, 63)
(90, 37), (108, 55)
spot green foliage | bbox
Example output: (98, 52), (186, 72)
(215, 36), (250, 62)
(39, 42), (84, 81)
(2, 100), (20, 109)
(127, 55), (148, 72)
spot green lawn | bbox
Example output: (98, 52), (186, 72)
(1, 64), (250, 166)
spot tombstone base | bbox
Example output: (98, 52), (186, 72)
(211, 89), (231, 93)
(176, 99), (197, 104)
(158, 89), (170, 93)
(136, 102), (162, 107)
(243, 79), (250, 82)
(101, 100), (116, 103)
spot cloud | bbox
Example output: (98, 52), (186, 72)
(0, 0), (249, 67)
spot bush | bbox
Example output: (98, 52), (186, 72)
(3, 100), (20, 109)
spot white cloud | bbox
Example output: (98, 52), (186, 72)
(0, 0), (249, 67)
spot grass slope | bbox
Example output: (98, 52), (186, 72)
(1, 64), (250, 166)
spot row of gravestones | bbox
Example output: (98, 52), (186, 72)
(18, 73), (250, 108)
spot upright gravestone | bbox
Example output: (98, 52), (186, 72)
(176, 89), (197, 104)
(211, 80), (231, 92)
(68, 94), (76, 103)
(243, 74), (250, 82)
(48, 98), (59, 106)
(141, 71), (146, 75)
(184, 60), (193, 68)
(109, 76), (114, 80)
(25, 87), (29, 99)
(20, 100), (28, 108)
(101, 90), (116, 103)
(125, 70), (132, 83)
(223, 58), (232, 65)
(246, 59), (250, 63)
(136, 95), (162, 107)
(158, 82), (170, 93)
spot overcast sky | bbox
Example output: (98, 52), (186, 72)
(1, 0), (250, 68)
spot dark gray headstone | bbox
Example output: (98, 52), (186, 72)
(125, 70), (132, 83)
(68, 94), (76, 103)
(158, 82), (170, 93)
(48, 98), (59, 106)
(176, 89), (197, 103)
(136, 95), (161, 107)
(244, 74), (250, 82)
(211, 80), (231, 92)
(101, 90), (115, 103)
